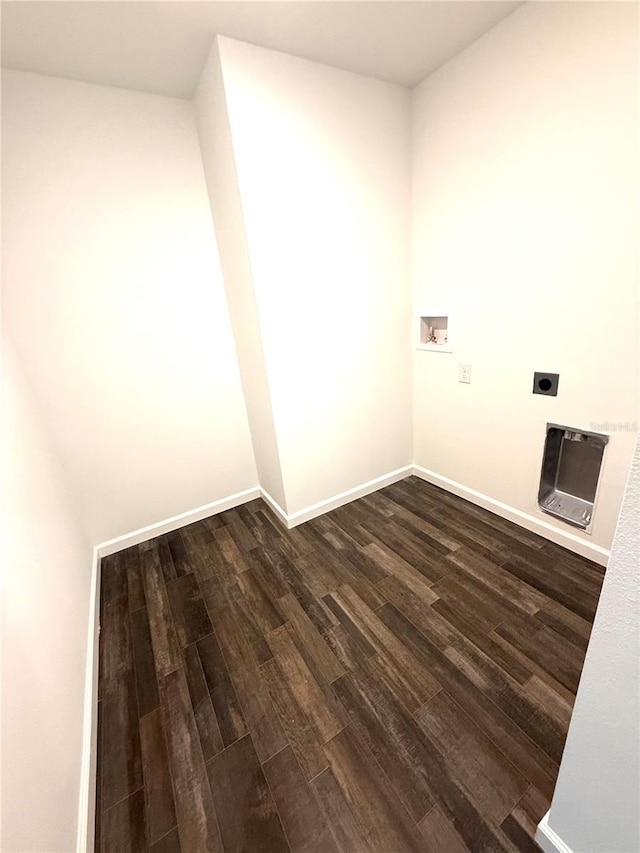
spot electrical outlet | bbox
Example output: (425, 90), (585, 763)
(459, 363), (471, 384)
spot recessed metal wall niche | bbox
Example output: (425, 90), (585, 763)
(538, 423), (608, 530)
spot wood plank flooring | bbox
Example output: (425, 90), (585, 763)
(95, 476), (605, 852)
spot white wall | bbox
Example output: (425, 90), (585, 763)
(216, 37), (413, 515)
(539, 435), (640, 853)
(411, 1), (639, 552)
(1, 333), (94, 852)
(194, 41), (287, 510)
(2, 69), (257, 545)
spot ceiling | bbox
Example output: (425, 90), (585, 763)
(1, 1), (524, 99)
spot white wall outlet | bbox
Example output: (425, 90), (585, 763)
(459, 363), (471, 384)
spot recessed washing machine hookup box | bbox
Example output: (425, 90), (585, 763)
(538, 423), (608, 530)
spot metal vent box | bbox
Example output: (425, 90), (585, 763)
(538, 423), (608, 530)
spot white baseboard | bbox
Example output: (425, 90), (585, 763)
(412, 465), (610, 566)
(535, 811), (574, 853)
(259, 488), (290, 527)
(96, 486), (261, 557)
(261, 465), (413, 529)
(76, 546), (101, 853)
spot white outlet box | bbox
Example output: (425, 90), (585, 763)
(459, 363), (471, 384)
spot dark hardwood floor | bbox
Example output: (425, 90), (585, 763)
(95, 476), (605, 853)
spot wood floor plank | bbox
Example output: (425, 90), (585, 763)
(445, 547), (548, 616)
(310, 768), (369, 853)
(206, 734), (289, 853)
(209, 677), (249, 748)
(102, 668), (143, 810)
(166, 573), (213, 648)
(140, 708), (177, 845)
(180, 528), (222, 586)
(225, 572), (274, 664)
(416, 690), (529, 825)
(340, 691), (517, 853)
(250, 548), (292, 599)
(197, 619), (249, 747)
(149, 827), (182, 853)
(165, 531), (192, 578)
(101, 551), (128, 610)
(321, 547), (388, 611)
(365, 541), (439, 603)
(280, 593), (345, 684)
(535, 598), (592, 650)
(261, 657), (328, 782)
(156, 535), (178, 583)
(226, 581), (274, 665)
(322, 726), (427, 853)
(131, 607), (160, 718)
(431, 574), (505, 635)
(222, 508), (259, 553)
(374, 574), (457, 650)
(213, 525), (251, 576)
(267, 623), (346, 745)
(263, 745), (338, 852)
(322, 593), (377, 658)
(495, 619), (584, 695)
(125, 547), (146, 613)
(332, 665), (435, 823)
(501, 556), (598, 622)
(381, 575), (533, 685)
(197, 630), (231, 691)
(360, 521), (446, 584)
(237, 567), (285, 636)
(444, 638), (566, 764)
(235, 504), (277, 549)
(501, 785), (551, 853)
(159, 668), (223, 853)
(141, 546), (181, 680)
(328, 584), (440, 712)
(183, 644), (224, 759)
(214, 602), (287, 762)
(308, 515), (389, 584)
(381, 499), (463, 553)
(377, 601), (559, 798)
(101, 789), (147, 853)
(101, 593), (134, 697)
(418, 806), (470, 853)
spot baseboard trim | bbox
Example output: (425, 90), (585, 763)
(96, 487), (261, 557)
(287, 466), (414, 528)
(261, 466), (413, 530)
(76, 546), (101, 853)
(259, 488), (290, 527)
(412, 465), (610, 566)
(535, 811), (574, 853)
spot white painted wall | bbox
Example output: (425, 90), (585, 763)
(411, 1), (639, 552)
(194, 41), (287, 510)
(539, 435), (640, 853)
(1, 333), (94, 852)
(216, 37), (413, 515)
(2, 69), (257, 545)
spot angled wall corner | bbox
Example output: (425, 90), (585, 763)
(538, 435), (640, 853)
(193, 38), (288, 513)
(196, 36), (413, 518)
